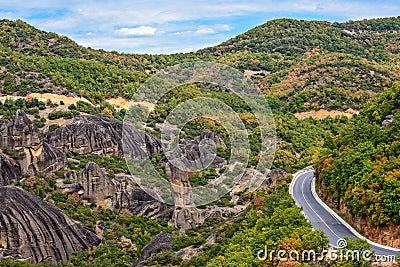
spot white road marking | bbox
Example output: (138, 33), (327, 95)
(299, 173), (341, 240)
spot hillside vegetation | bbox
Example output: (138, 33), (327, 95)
(1, 18), (400, 109)
(315, 84), (400, 226)
(0, 16), (400, 266)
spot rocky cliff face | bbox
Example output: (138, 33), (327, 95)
(165, 161), (201, 231)
(159, 134), (228, 231)
(318, 187), (400, 249)
(0, 153), (21, 186)
(63, 162), (173, 219)
(114, 187), (173, 221)
(200, 131), (226, 148)
(0, 110), (66, 178)
(0, 186), (100, 264)
(46, 115), (161, 159)
(75, 162), (117, 207)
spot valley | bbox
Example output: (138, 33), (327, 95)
(0, 16), (399, 266)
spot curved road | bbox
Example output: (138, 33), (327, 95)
(291, 170), (399, 258)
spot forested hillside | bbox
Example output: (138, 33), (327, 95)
(315, 84), (400, 246)
(1, 18), (400, 107)
(0, 16), (400, 266)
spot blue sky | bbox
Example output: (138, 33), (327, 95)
(1, 0), (400, 54)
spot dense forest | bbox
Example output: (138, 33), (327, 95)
(315, 84), (400, 226)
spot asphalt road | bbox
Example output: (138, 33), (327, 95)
(291, 171), (399, 258)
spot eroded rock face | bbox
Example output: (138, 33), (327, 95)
(0, 110), (42, 149)
(135, 232), (174, 266)
(164, 162), (201, 231)
(76, 162), (117, 206)
(70, 163), (173, 219)
(158, 135), (228, 231)
(0, 186), (100, 264)
(200, 131), (226, 148)
(167, 139), (226, 170)
(45, 115), (161, 159)
(0, 153), (21, 186)
(165, 162), (193, 207)
(0, 110), (66, 178)
(113, 188), (173, 221)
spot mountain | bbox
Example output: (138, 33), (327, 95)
(0, 17), (400, 266)
(1, 18), (400, 107)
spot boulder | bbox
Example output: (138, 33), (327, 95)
(135, 232), (174, 266)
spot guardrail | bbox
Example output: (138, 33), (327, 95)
(290, 167), (400, 253)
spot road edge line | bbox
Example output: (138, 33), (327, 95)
(310, 176), (400, 253)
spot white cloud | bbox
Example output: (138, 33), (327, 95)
(215, 24), (233, 31)
(115, 26), (157, 36)
(196, 27), (215, 34)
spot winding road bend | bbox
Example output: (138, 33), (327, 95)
(290, 170), (399, 258)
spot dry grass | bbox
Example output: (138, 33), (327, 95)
(294, 108), (358, 119)
(28, 93), (92, 106)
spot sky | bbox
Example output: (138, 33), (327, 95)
(0, 0), (400, 54)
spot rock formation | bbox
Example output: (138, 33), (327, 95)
(165, 139), (226, 171)
(46, 115), (161, 159)
(0, 153), (21, 186)
(0, 110), (66, 178)
(0, 186), (100, 264)
(157, 133), (228, 231)
(200, 131), (226, 148)
(64, 162), (173, 219)
(76, 162), (117, 206)
(135, 232), (174, 266)
(382, 114), (395, 129)
(113, 187), (173, 221)
(164, 161), (201, 231)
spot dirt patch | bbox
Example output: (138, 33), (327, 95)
(107, 97), (155, 111)
(244, 70), (270, 78)
(28, 93), (93, 106)
(294, 108), (358, 119)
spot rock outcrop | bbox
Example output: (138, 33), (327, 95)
(76, 162), (117, 206)
(0, 153), (21, 186)
(114, 187), (173, 221)
(135, 232), (174, 266)
(200, 131), (226, 148)
(165, 161), (201, 231)
(0, 110), (66, 178)
(65, 162), (173, 219)
(382, 114), (395, 129)
(158, 134), (228, 231)
(261, 169), (287, 188)
(0, 186), (100, 264)
(45, 115), (161, 159)
(165, 139), (226, 171)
